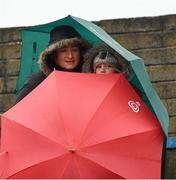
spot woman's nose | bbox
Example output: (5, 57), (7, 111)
(67, 49), (73, 58)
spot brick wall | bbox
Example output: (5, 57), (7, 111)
(0, 27), (22, 113)
(0, 15), (176, 178)
(97, 15), (176, 178)
(97, 15), (176, 138)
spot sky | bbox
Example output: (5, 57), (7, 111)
(0, 0), (176, 28)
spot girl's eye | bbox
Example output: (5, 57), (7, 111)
(96, 65), (102, 69)
(108, 65), (113, 68)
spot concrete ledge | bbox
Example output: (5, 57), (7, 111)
(162, 99), (176, 116)
(111, 31), (176, 50)
(133, 47), (176, 65)
(98, 15), (176, 33)
(0, 94), (16, 112)
(6, 59), (20, 76)
(153, 81), (176, 99)
(0, 27), (22, 43)
(0, 77), (4, 93)
(169, 116), (176, 134)
(0, 44), (21, 59)
(147, 64), (176, 82)
(165, 149), (176, 178)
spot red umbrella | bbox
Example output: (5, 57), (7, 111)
(0, 71), (164, 179)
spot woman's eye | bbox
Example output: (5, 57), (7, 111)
(71, 47), (79, 51)
(59, 48), (67, 52)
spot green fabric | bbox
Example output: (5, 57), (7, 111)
(16, 15), (169, 136)
(16, 31), (49, 93)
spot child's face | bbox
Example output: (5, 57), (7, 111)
(95, 63), (117, 74)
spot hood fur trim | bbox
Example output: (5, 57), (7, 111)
(38, 38), (91, 75)
(82, 44), (132, 78)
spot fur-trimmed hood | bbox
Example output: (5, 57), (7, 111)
(38, 38), (91, 75)
(82, 44), (131, 78)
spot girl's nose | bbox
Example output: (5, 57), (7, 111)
(100, 66), (106, 72)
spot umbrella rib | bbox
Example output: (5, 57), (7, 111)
(78, 79), (120, 146)
(81, 128), (162, 162)
(78, 151), (159, 179)
(76, 154), (125, 178)
(0, 151), (9, 178)
(5, 117), (67, 149)
(59, 155), (82, 178)
(79, 80), (160, 148)
(82, 127), (162, 148)
(53, 72), (73, 146)
(79, 108), (162, 149)
(73, 155), (83, 178)
(59, 155), (71, 178)
(7, 153), (69, 179)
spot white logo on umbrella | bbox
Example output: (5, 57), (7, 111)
(128, 100), (141, 112)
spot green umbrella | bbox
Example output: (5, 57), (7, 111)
(16, 15), (169, 136)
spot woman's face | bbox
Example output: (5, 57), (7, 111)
(55, 46), (81, 70)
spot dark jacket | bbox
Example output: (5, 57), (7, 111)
(15, 71), (47, 103)
(15, 37), (90, 103)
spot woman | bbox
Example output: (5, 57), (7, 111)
(16, 25), (91, 103)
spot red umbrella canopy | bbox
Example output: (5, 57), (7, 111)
(0, 71), (164, 179)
